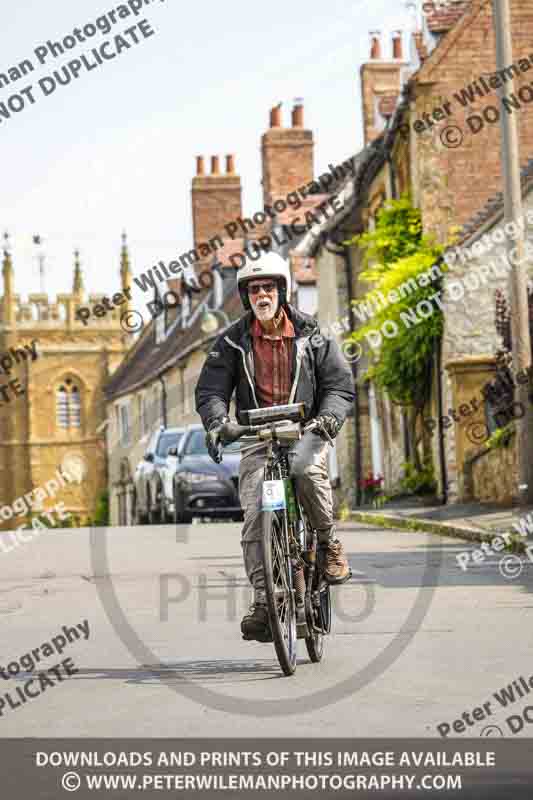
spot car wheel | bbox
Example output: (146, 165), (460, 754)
(161, 493), (171, 524)
(133, 490), (148, 525)
(173, 485), (192, 525)
(147, 488), (161, 525)
(156, 483), (169, 524)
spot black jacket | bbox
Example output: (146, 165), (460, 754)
(195, 305), (356, 431)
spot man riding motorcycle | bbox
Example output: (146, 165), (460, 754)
(195, 252), (356, 642)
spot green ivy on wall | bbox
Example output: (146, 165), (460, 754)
(345, 195), (450, 473)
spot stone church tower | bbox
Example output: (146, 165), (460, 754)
(0, 234), (132, 529)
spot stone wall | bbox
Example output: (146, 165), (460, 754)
(441, 186), (533, 501)
(469, 439), (517, 505)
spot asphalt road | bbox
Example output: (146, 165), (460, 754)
(1, 520), (533, 738)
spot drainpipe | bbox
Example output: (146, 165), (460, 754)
(386, 152), (397, 202)
(384, 148), (411, 460)
(324, 236), (362, 507)
(159, 375), (168, 428)
(435, 335), (448, 504)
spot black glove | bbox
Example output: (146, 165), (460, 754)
(313, 414), (340, 441)
(205, 416), (229, 464)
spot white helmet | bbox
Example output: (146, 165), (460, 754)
(237, 251), (292, 311)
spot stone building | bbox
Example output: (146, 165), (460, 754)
(296, 0), (533, 507)
(0, 235), (132, 529)
(438, 167), (533, 504)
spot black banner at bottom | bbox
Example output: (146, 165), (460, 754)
(2, 739), (532, 799)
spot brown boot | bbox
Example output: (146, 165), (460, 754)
(323, 537), (351, 584)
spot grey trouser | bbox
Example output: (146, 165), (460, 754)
(238, 430), (333, 596)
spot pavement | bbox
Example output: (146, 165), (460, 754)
(1, 519), (533, 738)
(349, 497), (533, 544)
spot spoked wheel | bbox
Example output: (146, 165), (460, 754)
(305, 577), (331, 663)
(262, 511), (297, 676)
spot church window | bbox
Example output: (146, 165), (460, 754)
(56, 379), (82, 429)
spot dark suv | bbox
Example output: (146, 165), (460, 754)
(166, 424), (242, 524)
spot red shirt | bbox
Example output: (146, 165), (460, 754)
(251, 308), (295, 407)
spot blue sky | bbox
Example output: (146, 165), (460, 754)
(0, 0), (413, 311)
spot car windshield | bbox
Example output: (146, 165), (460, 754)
(184, 429), (240, 455)
(156, 431), (183, 457)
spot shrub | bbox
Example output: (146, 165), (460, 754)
(92, 490), (110, 527)
(486, 423), (515, 450)
(400, 460), (437, 495)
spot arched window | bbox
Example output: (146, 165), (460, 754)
(57, 386), (69, 428)
(56, 379), (82, 429)
(70, 386), (81, 427)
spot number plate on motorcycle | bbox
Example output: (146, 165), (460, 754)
(262, 480), (286, 511)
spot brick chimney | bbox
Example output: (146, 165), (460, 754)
(292, 98), (304, 128)
(270, 103), (282, 128)
(370, 31), (382, 59)
(191, 154), (242, 257)
(261, 100), (314, 206)
(360, 30), (407, 145)
(392, 30), (403, 60)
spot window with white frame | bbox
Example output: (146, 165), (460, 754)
(296, 284), (318, 316)
(155, 306), (166, 343)
(115, 405), (120, 444)
(138, 394), (148, 438)
(56, 379), (82, 429)
(119, 402), (131, 447)
(151, 387), (160, 427)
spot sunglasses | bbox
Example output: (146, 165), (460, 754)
(247, 281), (277, 296)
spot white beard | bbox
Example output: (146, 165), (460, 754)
(252, 297), (278, 322)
